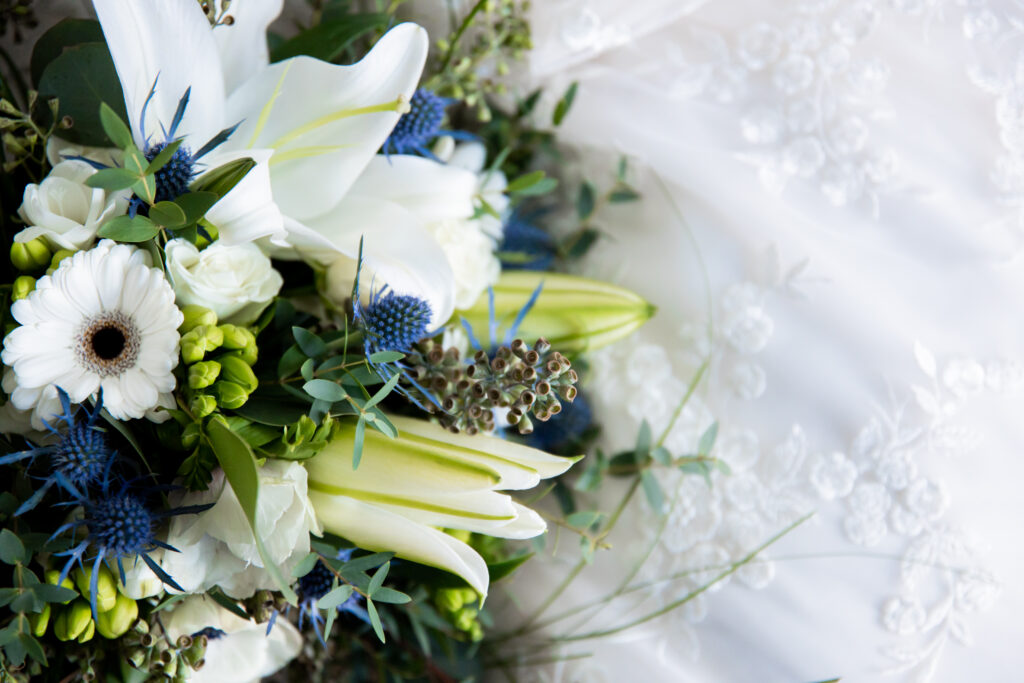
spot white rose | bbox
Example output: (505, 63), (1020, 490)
(425, 217), (502, 309)
(165, 239), (283, 325)
(124, 461), (321, 600)
(16, 160), (129, 251)
(163, 595), (302, 683)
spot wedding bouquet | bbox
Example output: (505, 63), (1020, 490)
(0, 0), (669, 680)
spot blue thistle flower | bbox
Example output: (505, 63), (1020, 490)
(362, 291), (433, 354)
(523, 391), (593, 453)
(383, 89), (450, 157)
(269, 559), (369, 645)
(0, 388), (116, 515)
(501, 209), (557, 271)
(144, 141), (195, 203)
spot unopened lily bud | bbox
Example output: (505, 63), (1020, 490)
(10, 238), (51, 271)
(46, 249), (75, 275)
(213, 381), (248, 409)
(57, 600), (94, 641)
(218, 323), (256, 351)
(180, 305), (218, 333)
(462, 272), (655, 352)
(76, 617), (95, 643)
(96, 592), (138, 639)
(190, 394), (217, 418)
(218, 355), (257, 393)
(73, 564), (117, 613)
(29, 603), (50, 637)
(45, 570), (76, 603)
(12, 275), (35, 301)
(188, 360), (221, 389)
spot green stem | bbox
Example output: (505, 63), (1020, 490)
(437, 0), (487, 74)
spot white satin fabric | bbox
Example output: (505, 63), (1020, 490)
(472, 1), (1024, 682)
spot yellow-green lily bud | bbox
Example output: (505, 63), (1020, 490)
(180, 305), (218, 333)
(45, 570), (76, 603)
(46, 249), (75, 275)
(73, 564), (117, 613)
(434, 588), (464, 614)
(12, 275), (35, 301)
(29, 603), (50, 637)
(76, 618), (95, 643)
(10, 238), (50, 271)
(462, 271), (655, 352)
(190, 394), (217, 418)
(96, 592), (138, 639)
(188, 360), (221, 389)
(213, 381), (248, 409)
(218, 324), (256, 351)
(218, 355), (257, 393)
(57, 600), (94, 641)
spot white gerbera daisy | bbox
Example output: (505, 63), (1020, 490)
(2, 240), (183, 427)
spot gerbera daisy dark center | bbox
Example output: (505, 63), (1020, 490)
(76, 312), (141, 377)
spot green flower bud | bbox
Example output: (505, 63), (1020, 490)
(204, 324), (224, 348)
(285, 415), (317, 447)
(29, 603), (50, 637)
(218, 355), (257, 393)
(457, 588), (479, 607)
(73, 564), (117, 613)
(453, 606), (477, 632)
(190, 394), (217, 418)
(461, 271), (656, 352)
(213, 381), (248, 409)
(182, 422), (202, 449)
(11, 276), (34, 301)
(188, 360), (221, 389)
(96, 592), (138, 639)
(180, 305), (218, 333)
(222, 346), (258, 366)
(58, 600), (94, 641)
(434, 588), (464, 614)
(76, 617), (95, 643)
(218, 324), (256, 351)
(10, 238), (51, 271)
(45, 569), (76, 604)
(46, 249), (75, 275)
(468, 621), (484, 642)
(181, 325), (224, 364)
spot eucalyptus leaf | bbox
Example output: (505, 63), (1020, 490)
(366, 598), (385, 643)
(0, 529), (25, 565)
(369, 587), (410, 604)
(317, 584), (354, 610)
(291, 552), (320, 579)
(698, 421), (719, 456)
(487, 553), (534, 583)
(303, 379), (346, 402)
(144, 138), (184, 174)
(38, 42), (127, 146)
(148, 201), (187, 228)
(173, 191), (219, 224)
(97, 215), (160, 242)
(552, 81), (579, 126)
(30, 18), (105, 87)
(367, 351), (404, 363)
(271, 14), (387, 62)
(640, 469), (665, 513)
(367, 561), (390, 596)
(98, 101), (134, 150)
(85, 167), (137, 192)
(363, 373), (400, 410)
(292, 327), (326, 358)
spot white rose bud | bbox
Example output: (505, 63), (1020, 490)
(16, 160), (130, 251)
(166, 239), (283, 325)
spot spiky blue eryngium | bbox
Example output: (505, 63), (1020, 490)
(363, 291), (433, 353)
(0, 388), (116, 515)
(144, 141), (195, 203)
(501, 209), (557, 271)
(85, 492), (155, 556)
(383, 89), (448, 156)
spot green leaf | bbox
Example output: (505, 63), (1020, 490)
(38, 42), (128, 147)
(573, 451), (604, 492)
(30, 584), (76, 604)
(148, 201), (187, 228)
(206, 417), (297, 604)
(552, 81), (579, 126)
(363, 373), (400, 411)
(0, 529), (25, 565)
(232, 390), (309, 427)
(352, 417), (366, 469)
(506, 170), (547, 194)
(698, 421), (719, 456)
(132, 173), (157, 205)
(367, 351), (404, 363)
(30, 18), (105, 87)
(366, 598), (385, 643)
(317, 584), (354, 611)
(292, 327), (326, 358)
(300, 358), (315, 382)
(145, 138), (185, 174)
(617, 156), (628, 182)
(339, 552), (394, 576)
(10, 590), (42, 614)
(18, 632), (46, 666)
(634, 420), (652, 461)
(190, 157), (256, 199)
(370, 587), (410, 604)
(270, 14), (387, 62)
(566, 510), (603, 529)
(576, 181), (596, 220)
(303, 379), (346, 403)
(609, 186), (641, 203)
(291, 552), (320, 578)
(367, 561), (390, 596)
(173, 191), (218, 224)
(488, 553), (534, 583)
(640, 469), (664, 513)
(562, 227), (601, 261)
(518, 89), (542, 117)
(207, 588), (251, 621)
(98, 102), (134, 149)
(85, 167), (137, 191)
(96, 215), (161, 242)
(651, 446), (673, 466)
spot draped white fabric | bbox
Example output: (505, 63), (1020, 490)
(473, 1), (1024, 681)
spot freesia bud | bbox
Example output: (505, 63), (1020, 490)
(213, 380), (248, 409)
(12, 275), (35, 301)
(29, 603), (50, 637)
(190, 395), (217, 418)
(96, 592), (138, 639)
(73, 564), (117, 613)
(10, 238), (51, 271)
(218, 355), (257, 393)
(180, 305), (218, 333)
(188, 361), (221, 389)
(461, 271), (655, 352)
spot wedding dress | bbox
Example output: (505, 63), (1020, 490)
(471, 1), (1024, 682)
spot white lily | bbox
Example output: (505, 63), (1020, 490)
(305, 415), (578, 596)
(92, 0), (454, 319)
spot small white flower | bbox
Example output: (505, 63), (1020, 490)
(165, 239), (283, 325)
(425, 216), (502, 309)
(163, 595), (302, 683)
(1, 240), (183, 427)
(16, 160), (129, 251)
(155, 461), (321, 600)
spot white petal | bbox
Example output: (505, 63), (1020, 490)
(211, 0), (283, 96)
(221, 23), (428, 221)
(348, 155), (478, 223)
(309, 492), (491, 596)
(201, 148), (286, 244)
(93, 0), (225, 147)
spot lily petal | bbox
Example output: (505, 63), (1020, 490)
(220, 23), (428, 221)
(201, 148), (286, 245)
(211, 0), (284, 96)
(348, 155), (478, 223)
(93, 0), (225, 147)
(308, 492), (491, 596)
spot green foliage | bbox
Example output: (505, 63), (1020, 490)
(37, 42), (125, 147)
(270, 13), (387, 63)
